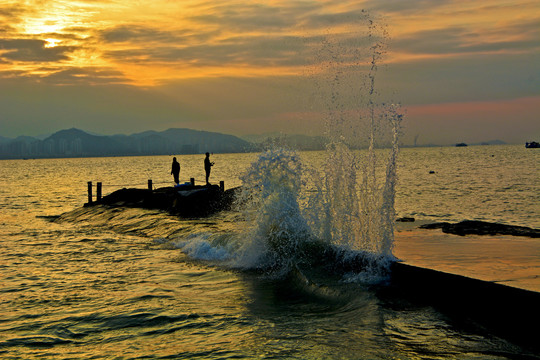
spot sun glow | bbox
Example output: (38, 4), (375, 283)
(23, 18), (65, 36)
(1, 0), (538, 93)
(17, 2), (97, 41)
(44, 38), (61, 48)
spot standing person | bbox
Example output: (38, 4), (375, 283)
(204, 152), (214, 185)
(171, 157), (180, 184)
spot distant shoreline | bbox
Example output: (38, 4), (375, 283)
(1, 140), (527, 161)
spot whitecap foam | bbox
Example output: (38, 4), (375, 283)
(168, 18), (403, 281)
(173, 233), (232, 262)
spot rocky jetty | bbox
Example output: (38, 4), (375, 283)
(396, 217), (415, 222)
(420, 220), (539, 238)
(383, 262), (540, 349)
(86, 184), (241, 217)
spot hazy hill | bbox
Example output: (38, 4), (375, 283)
(156, 128), (253, 154)
(0, 129), (514, 159)
(476, 139), (506, 146)
(243, 133), (328, 151)
(0, 128), (253, 159)
(45, 128), (126, 156)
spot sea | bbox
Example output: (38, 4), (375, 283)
(1, 144), (539, 359)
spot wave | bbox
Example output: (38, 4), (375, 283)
(56, 146), (399, 285)
(0, 336), (74, 349)
(54, 28), (402, 286)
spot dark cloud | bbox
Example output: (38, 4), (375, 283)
(394, 19), (540, 55)
(378, 52), (540, 106)
(0, 3), (28, 37)
(0, 4), (26, 19)
(64, 26), (93, 33)
(303, 7), (374, 28)
(40, 67), (128, 85)
(1, 0), (537, 143)
(394, 28), (466, 55)
(361, 0), (451, 14)
(101, 25), (186, 43)
(0, 24), (16, 34)
(95, 3), (384, 71)
(0, 69), (29, 78)
(0, 65), (128, 86)
(467, 19), (540, 53)
(0, 39), (75, 62)
(104, 34), (325, 67)
(187, 2), (315, 31)
(187, 2), (376, 33)
(41, 31), (86, 42)
(99, 24), (221, 54)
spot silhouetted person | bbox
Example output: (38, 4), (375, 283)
(204, 152), (214, 185)
(171, 157), (180, 184)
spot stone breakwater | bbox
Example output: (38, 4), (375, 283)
(419, 220), (540, 238)
(86, 185), (240, 218)
(384, 262), (540, 351)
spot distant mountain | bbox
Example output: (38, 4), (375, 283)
(157, 128), (252, 154)
(243, 133), (328, 151)
(45, 128), (126, 156)
(0, 128), (253, 159)
(475, 139), (507, 146)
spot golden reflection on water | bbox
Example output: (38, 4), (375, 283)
(0, 149), (538, 358)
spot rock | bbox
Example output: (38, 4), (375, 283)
(420, 220), (539, 238)
(86, 185), (241, 218)
(396, 217), (415, 222)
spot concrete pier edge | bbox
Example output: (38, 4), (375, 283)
(386, 262), (540, 351)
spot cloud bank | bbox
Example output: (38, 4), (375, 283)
(0, 0), (539, 144)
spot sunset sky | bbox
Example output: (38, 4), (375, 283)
(1, 0), (539, 145)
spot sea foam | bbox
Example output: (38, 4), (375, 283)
(173, 234), (232, 262)
(173, 13), (402, 282)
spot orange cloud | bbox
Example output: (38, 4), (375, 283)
(0, 0), (538, 140)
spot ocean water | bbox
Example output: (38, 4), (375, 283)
(1, 145), (539, 359)
(396, 145), (539, 228)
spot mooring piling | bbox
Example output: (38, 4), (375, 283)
(87, 181), (93, 204)
(97, 182), (102, 201)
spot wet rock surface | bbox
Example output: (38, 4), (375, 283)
(420, 220), (540, 238)
(396, 217), (415, 222)
(85, 185), (241, 218)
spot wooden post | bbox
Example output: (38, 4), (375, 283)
(220, 181), (224, 192)
(190, 178), (195, 186)
(87, 181), (93, 204)
(148, 179), (153, 191)
(97, 182), (102, 201)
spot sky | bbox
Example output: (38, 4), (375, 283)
(0, 0), (539, 145)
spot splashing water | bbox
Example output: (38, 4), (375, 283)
(233, 148), (313, 271)
(234, 14), (403, 280)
